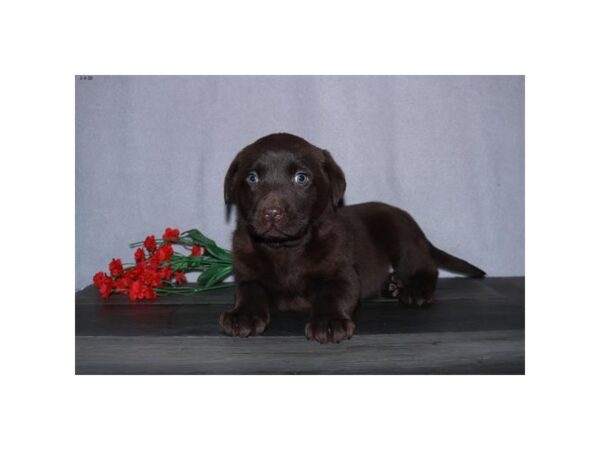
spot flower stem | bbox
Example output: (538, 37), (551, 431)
(155, 282), (234, 295)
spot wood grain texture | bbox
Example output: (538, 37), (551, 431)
(75, 277), (525, 374)
(76, 330), (524, 375)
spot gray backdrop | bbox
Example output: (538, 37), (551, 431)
(75, 76), (524, 290)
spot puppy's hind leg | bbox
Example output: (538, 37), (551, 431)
(381, 272), (404, 299)
(381, 240), (439, 307)
(382, 268), (438, 307)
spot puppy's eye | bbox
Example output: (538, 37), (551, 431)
(246, 172), (259, 184)
(293, 172), (309, 185)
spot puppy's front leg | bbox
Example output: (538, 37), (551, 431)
(305, 277), (359, 344)
(219, 281), (270, 337)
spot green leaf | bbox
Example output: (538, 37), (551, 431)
(184, 229), (232, 262)
(196, 264), (233, 288)
(205, 265), (233, 288)
(196, 266), (221, 286)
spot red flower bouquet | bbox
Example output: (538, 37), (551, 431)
(93, 228), (233, 301)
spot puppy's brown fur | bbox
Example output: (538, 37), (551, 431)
(220, 133), (485, 343)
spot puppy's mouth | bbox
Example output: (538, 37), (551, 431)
(260, 225), (301, 240)
(249, 223), (307, 245)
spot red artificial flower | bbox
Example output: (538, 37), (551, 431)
(129, 280), (145, 301)
(142, 284), (157, 300)
(144, 235), (157, 253)
(157, 242), (174, 263)
(98, 281), (113, 299)
(93, 272), (114, 299)
(162, 227), (180, 242)
(128, 277), (159, 301)
(109, 258), (124, 277)
(174, 271), (187, 285)
(159, 266), (173, 281)
(134, 248), (146, 262)
(128, 262), (144, 280)
(141, 268), (163, 288)
(191, 245), (204, 257)
(146, 254), (160, 271)
(93, 271), (110, 288)
(114, 276), (132, 294)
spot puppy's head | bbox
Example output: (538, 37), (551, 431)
(224, 133), (346, 243)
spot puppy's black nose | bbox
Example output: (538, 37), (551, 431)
(264, 207), (283, 222)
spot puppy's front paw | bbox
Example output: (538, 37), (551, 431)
(219, 310), (269, 337)
(305, 315), (355, 344)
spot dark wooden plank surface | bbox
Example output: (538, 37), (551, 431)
(77, 331), (524, 375)
(75, 277), (525, 374)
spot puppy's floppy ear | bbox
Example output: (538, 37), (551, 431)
(322, 149), (346, 209)
(224, 157), (239, 205)
(224, 157), (239, 220)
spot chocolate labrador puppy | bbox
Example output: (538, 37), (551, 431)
(220, 133), (485, 343)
